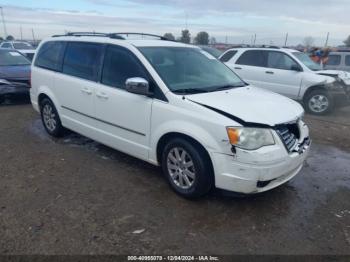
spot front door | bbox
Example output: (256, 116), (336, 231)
(95, 45), (153, 160)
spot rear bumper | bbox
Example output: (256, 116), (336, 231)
(211, 140), (311, 194)
(0, 85), (30, 97)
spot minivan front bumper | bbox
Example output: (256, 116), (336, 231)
(211, 137), (311, 194)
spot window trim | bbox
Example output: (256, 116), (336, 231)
(99, 44), (168, 102)
(62, 41), (104, 82)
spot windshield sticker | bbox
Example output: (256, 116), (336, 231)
(200, 50), (216, 60)
(9, 52), (21, 56)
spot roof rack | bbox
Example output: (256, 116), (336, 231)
(110, 32), (171, 40)
(52, 32), (172, 41)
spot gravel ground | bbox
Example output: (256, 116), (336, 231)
(0, 102), (349, 255)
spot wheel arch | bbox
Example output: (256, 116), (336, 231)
(302, 85), (328, 103)
(156, 132), (214, 175)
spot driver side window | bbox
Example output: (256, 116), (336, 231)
(101, 45), (148, 89)
(267, 51), (299, 70)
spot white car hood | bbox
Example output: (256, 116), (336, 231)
(187, 86), (304, 126)
(17, 49), (35, 54)
(316, 70), (350, 85)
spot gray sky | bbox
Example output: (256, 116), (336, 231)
(1, 0), (350, 46)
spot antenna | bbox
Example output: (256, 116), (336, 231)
(325, 32), (330, 47)
(284, 33), (288, 46)
(253, 33), (257, 45)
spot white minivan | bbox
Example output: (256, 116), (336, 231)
(30, 33), (310, 198)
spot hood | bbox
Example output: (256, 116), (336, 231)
(17, 49), (36, 54)
(0, 65), (30, 80)
(187, 86), (304, 127)
(316, 70), (350, 85)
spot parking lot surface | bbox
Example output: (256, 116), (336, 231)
(0, 102), (349, 255)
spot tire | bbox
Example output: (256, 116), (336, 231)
(40, 98), (65, 137)
(0, 96), (4, 104)
(304, 89), (334, 115)
(161, 138), (213, 198)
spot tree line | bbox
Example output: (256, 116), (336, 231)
(163, 30), (215, 45)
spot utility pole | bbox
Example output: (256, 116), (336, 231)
(284, 33), (289, 47)
(0, 7), (7, 38)
(20, 25), (23, 40)
(325, 32), (329, 47)
(31, 28), (36, 44)
(253, 33), (256, 46)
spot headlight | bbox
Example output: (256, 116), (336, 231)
(226, 127), (275, 150)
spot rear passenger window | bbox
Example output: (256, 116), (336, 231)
(63, 42), (102, 81)
(327, 55), (341, 66)
(101, 45), (147, 89)
(236, 50), (266, 67)
(220, 50), (237, 62)
(345, 55), (350, 66)
(35, 41), (65, 71)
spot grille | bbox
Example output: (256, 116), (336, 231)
(275, 122), (300, 153)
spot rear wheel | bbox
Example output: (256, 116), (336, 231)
(304, 89), (333, 115)
(161, 138), (213, 198)
(40, 98), (65, 137)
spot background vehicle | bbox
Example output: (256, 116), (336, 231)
(30, 33), (310, 198)
(0, 41), (36, 61)
(198, 45), (223, 58)
(324, 51), (350, 72)
(220, 47), (350, 115)
(0, 49), (31, 104)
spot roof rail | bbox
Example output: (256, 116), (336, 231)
(110, 32), (172, 41)
(52, 32), (173, 41)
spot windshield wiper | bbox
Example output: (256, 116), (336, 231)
(209, 83), (247, 92)
(172, 88), (210, 95)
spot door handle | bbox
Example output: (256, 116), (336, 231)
(234, 67), (242, 70)
(96, 92), (109, 99)
(81, 88), (92, 95)
(265, 71), (274, 74)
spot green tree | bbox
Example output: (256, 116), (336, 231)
(180, 29), (191, 44)
(344, 35), (350, 47)
(163, 33), (175, 41)
(195, 31), (209, 45)
(6, 35), (14, 41)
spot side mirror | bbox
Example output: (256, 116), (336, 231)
(291, 65), (302, 72)
(125, 77), (152, 96)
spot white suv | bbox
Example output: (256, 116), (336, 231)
(220, 47), (350, 115)
(30, 33), (310, 198)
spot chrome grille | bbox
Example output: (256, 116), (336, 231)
(275, 123), (300, 153)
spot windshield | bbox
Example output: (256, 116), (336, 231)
(293, 52), (322, 71)
(139, 47), (245, 94)
(200, 46), (223, 58)
(13, 42), (34, 50)
(0, 50), (31, 66)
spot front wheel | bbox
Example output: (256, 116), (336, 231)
(304, 90), (334, 115)
(161, 138), (213, 198)
(40, 98), (65, 137)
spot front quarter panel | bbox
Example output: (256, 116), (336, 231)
(299, 72), (335, 99)
(149, 96), (238, 165)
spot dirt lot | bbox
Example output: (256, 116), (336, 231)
(0, 101), (349, 256)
